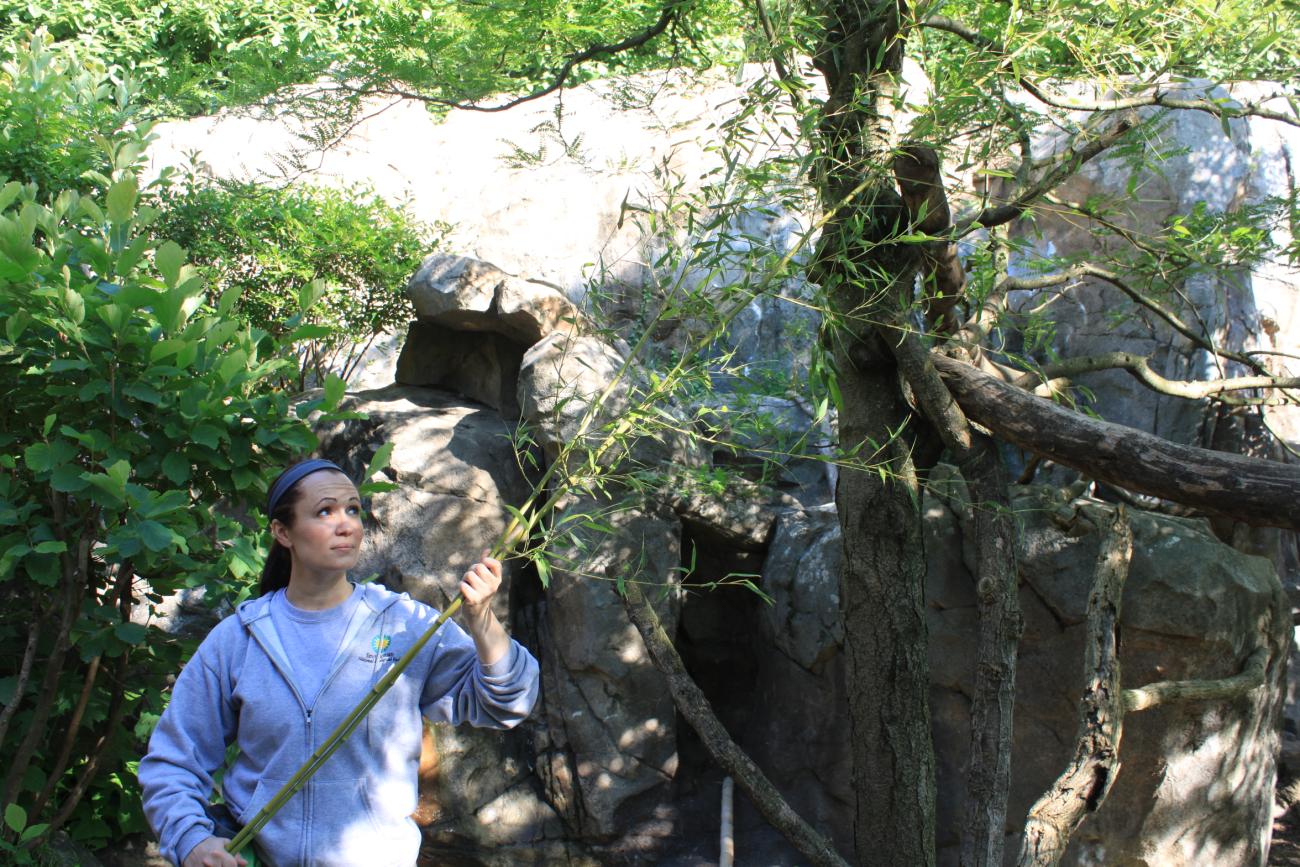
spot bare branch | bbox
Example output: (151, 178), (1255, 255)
(1018, 80), (1300, 129)
(995, 264), (1270, 375)
(921, 15), (1300, 128)
(0, 620), (40, 751)
(956, 112), (1139, 234)
(931, 354), (1300, 530)
(1018, 507), (1132, 867)
(340, 3), (680, 113)
(1011, 351), (1300, 406)
(1122, 646), (1269, 713)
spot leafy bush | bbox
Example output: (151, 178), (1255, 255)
(0, 31), (131, 196)
(150, 173), (446, 387)
(0, 128), (348, 850)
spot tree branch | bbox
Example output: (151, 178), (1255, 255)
(0, 619), (40, 752)
(993, 264), (1270, 375)
(341, 2), (681, 113)
(619, 581), (850, 867)
(957, 112), (1139, 234)
(1018, 507), (1132, 867)
(921, 15), (1300, 128)
(1122, 645), (1269, 713)
(931, 354), (1300, 530)
(1011, 351), (1300, 406)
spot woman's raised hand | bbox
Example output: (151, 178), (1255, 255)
(460, 552), (503, 619)
(460, 551), (510, 666)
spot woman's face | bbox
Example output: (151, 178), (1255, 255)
(272, 470), (364, 577)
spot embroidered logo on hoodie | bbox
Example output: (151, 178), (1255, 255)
(361, 633), (395, 664)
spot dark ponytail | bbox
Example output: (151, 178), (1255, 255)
(259, 479), (302, 596)
(258, 459), (345, 596)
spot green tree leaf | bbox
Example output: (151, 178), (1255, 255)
(4, 803), (26, 834)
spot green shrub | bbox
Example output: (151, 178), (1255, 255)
(150, 173), (446, 388)
(0, 130), (348, 850)
(0, 31), (130, 197)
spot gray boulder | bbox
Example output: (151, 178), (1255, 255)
(408, 254), (582, 346)
(533, 498), (684, 840)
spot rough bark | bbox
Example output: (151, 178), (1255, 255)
(810, 3), (938, 863)
(886, 325), (1021, 867)
(955, 445), (1020, 867)
(1018, 508), (1132, 867)
(620, 582), (850, 867)
(933, 354), (1300, 530)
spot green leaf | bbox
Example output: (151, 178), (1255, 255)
(41, 414), (56, 436)
(107, 459), (130, 488)
(155, 240), (185, 288)
(218, 349), (249, 382)
(298, 278), (328, 312)
(105, 176), (138, 225)
(367, 442), (395, 477)
(23, 443), (53, 473)
(19, 822), (49, 844)
(116, 234), (152, 277)
(5, 803), (26, 834)
(124, 381), (162, 404)
(136, 520), (173, 552)
(33, 540), (67, 554)
(216, 284), (242, 318)
(161, 452), (191, 485)
(113, 621), (148, 645)
(323, 374), (346, 409)
(0, 181), (22, 212)
(50, 464), (89, 492)
(192, 424), (223, 449)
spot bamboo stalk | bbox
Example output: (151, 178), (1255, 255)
(228, 595), (464, 853)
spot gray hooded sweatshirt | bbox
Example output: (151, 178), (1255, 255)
(139, 582), (539, 866)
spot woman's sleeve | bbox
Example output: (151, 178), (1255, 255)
(419, 618), (540, 728)
(138, 642), (239, 866)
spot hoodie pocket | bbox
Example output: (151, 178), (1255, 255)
(237, 777), (301, 865)
(312, 776), (419, 866)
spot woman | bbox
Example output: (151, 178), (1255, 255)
(139, 458), (540, 866)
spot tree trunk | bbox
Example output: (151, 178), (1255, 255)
(833, 345), (937, 863)
(811, 2), (938, 862)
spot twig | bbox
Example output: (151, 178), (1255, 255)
(1122, 646), (1269, 713)
(993, 264), (1270, 376)
(338, 2), (681, 114)
(921, 15), (1300, 128)
(0, 620), (40, 751)
(1010, 351), (1300, 406)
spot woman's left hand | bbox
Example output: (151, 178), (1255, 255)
(461, 552), (502, 620)
(459, 551), (511, 666)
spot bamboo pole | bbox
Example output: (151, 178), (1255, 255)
(227, 597), (464, 853)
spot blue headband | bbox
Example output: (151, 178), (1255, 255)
(267, 459), (346, 515)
